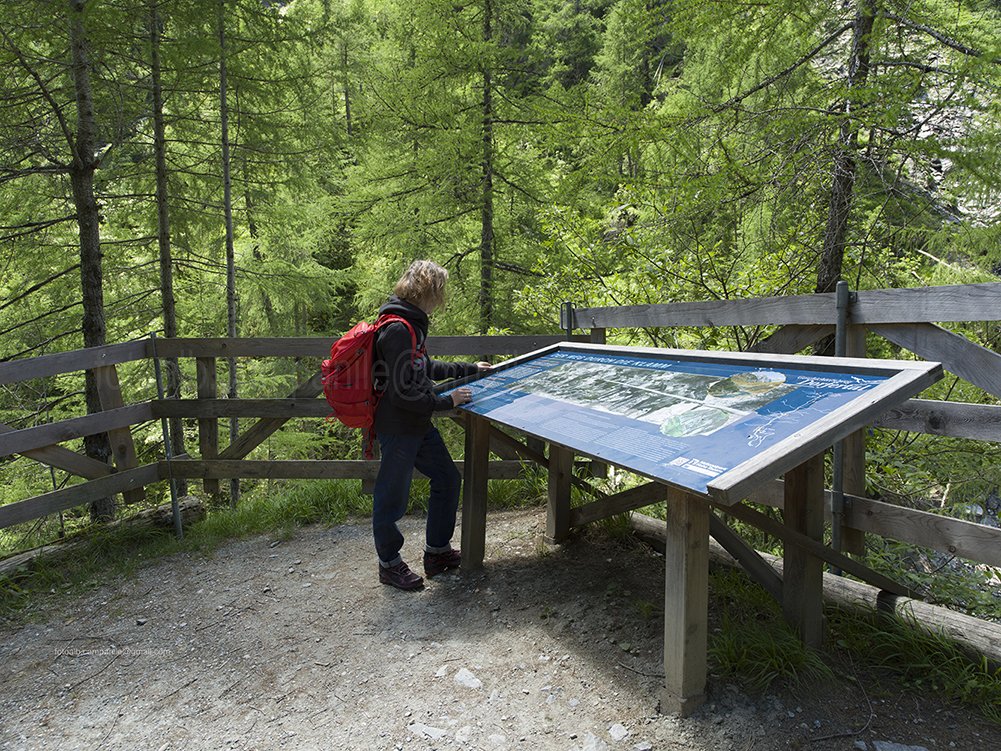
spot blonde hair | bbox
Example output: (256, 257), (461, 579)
(394, 260), (449, 313)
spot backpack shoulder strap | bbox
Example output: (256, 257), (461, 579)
(374, 314), (421, 358)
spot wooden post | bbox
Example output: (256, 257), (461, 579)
(93, 364), (144, 505)
(660, 486), (709, 717)
(842, 323), (867, 555)
(588, 327), (609, 479)
(782, 454), (826, 649)
(196, 357), (219, 496)
(361, 440), (380, 495)
(546, 442), (573, 543)
(460, 412), (490, 570)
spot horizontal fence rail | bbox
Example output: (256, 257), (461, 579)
(2, 284), (1001, 578)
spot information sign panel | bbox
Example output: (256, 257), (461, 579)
(451, 343), (941, 504)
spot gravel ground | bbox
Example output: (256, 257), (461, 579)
(2, 506), (1000, 751)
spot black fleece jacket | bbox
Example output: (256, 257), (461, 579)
(372, 295), (478, 436)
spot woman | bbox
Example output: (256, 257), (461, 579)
(371, 260), (491, 590)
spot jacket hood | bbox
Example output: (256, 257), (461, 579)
(378, 295), (429, 333)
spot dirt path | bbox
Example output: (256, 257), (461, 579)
(2, 507), (999, 751)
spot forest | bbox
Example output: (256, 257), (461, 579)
(2, 0), (1001, 539)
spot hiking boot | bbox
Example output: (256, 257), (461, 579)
(379, 561), (424, 590)
(424, 548), (461, 577)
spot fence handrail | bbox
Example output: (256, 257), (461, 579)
(0, 334), (575, 384)
(568, 281), (1001, 329)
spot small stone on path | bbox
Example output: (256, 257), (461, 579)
(408, 722), (447, 741)
(608, 723), (629, 741)
(453, 667), (482, 689)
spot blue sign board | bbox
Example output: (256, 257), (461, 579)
(450, 344), (941, 501)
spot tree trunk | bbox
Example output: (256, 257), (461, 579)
(69, 0), (114, 523)
(219, 1), (240, 506)
(479, 0), (494, 333)
(815, 0), (876, 297)
(342, 40), (353, 137)
(150, 5), (187, 494)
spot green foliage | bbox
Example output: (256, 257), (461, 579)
(829, 606), (1001, 725)
(709, 568), (834, 690)
(865, 538), (1001, 620)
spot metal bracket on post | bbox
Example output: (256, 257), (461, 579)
(560, 301), (574, 341)
(831, 281), (857, 571)
(151, 332), (184, 539)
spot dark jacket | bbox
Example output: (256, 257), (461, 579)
(372, 295), (478, 436)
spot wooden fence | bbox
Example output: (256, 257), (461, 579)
(0, 334), (571, 531)
(564, 281), (1001, 571)
(2, 281), (1001, 578)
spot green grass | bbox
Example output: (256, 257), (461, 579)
(193, 478), (372, 546)
(708, 565), (1001, 726)
(708, 567), (834, 690)
(828, 606), (1001, 725)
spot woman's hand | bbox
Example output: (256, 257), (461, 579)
(450, 387), (473, 407)
(476, 361), (492, 372)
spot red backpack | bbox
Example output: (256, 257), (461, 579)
(320, 314), (420, 457)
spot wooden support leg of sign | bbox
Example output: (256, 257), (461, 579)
(841, 323), (867, 556)
(782, 454), (826, 649)
(546, 443), (573, 543)
(659, 486), (709, 717)
(461, 412), (491, 570)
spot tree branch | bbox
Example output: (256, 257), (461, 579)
(711, 23), (854, 114)
(0, 23), (76, 163)
(882, 13), (999, 62)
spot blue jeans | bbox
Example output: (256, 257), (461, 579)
(372, 426), (461, 566)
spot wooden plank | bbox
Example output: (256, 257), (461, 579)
(148, 337), (332, 359)
(486, 424), (548, 468)
(570, 481), (666, 527)
(782, 456), (826, 649)
(217, 373), (323, 460)
(660, 487), (709, 717)
(460, 414), (491, 570)
(567, 283), (1001, 333)
(148, 335), (577, 360)
(0, 422), (113, 479)
(708, 512), (784, 604)
(546, 443), (573, 543)
(153, 398), (332, 419)
(718, 498), (916, 598)
(0, 340), (148, 385)
(743, 478), (1001, 570)
(854, 283), (1001, 325)
(0, 465), (160, 529)
(428, 335), (580, 356)
(872, 398), (1001, 441)
(870, 322), (1001, 399)
(163, 459), (525, 481)
(573, 293), (837, 330)
(844, 495), (1001, 569)
(747, 324), (834, 355)
(708, 365), (942, 506)
(841, 324), (868, 556)
(196, 357), (220, 496)
(93, 365), (144, 505)
(0, 403), (155, 459)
